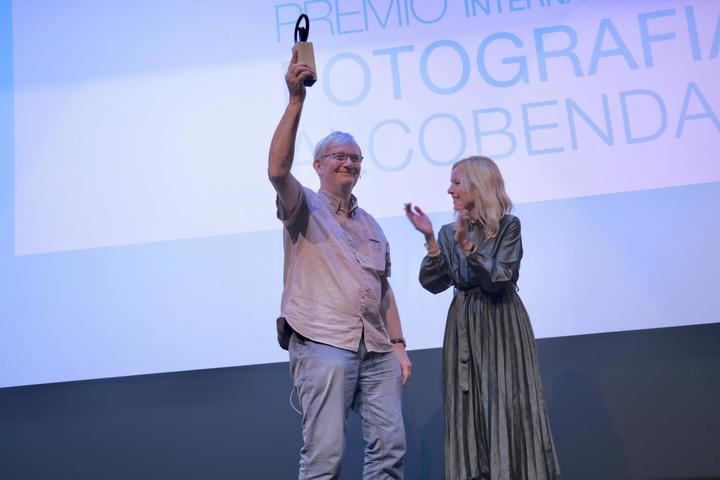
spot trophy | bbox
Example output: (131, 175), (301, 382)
(293, 14), (317, 86)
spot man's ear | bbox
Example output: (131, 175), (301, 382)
(313, 158), (321, 173)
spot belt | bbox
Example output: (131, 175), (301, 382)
(453, 289), (473, 393)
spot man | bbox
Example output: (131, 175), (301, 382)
(268, 49), (412, 479)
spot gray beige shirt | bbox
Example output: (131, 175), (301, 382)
(277, 186), (393, 353)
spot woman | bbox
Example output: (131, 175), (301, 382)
(405, 156), (559, 480)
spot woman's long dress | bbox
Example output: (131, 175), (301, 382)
(419, 215), (559, 480)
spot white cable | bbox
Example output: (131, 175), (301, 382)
(289, 386), (303, 415)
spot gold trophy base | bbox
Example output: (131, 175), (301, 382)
(294, 42), (317, 87)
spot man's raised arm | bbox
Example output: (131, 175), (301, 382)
(268, 48), (314, 213)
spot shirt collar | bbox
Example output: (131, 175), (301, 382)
(319, 188), (359, 217)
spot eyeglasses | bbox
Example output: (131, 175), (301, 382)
(322, 152), (363, 164)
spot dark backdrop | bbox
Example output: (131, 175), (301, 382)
(2, 323), (719, 480)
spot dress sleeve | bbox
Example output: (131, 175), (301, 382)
(464, 216), (523, 293)
(419, 227), (453, 294)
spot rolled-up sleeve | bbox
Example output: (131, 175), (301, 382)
(277, 186), (309, 241)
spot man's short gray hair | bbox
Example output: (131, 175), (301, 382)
(314, 131), (360, 160)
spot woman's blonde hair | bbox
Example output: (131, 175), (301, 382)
(452, 156), (513, 239)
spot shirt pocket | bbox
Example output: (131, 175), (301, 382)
(359, 237), (387, 274)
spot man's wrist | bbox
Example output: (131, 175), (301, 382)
(390, 337), (406, 348)
(288, 95), (305, 107)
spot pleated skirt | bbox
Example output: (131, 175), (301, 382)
(443, 288), (559, 480)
